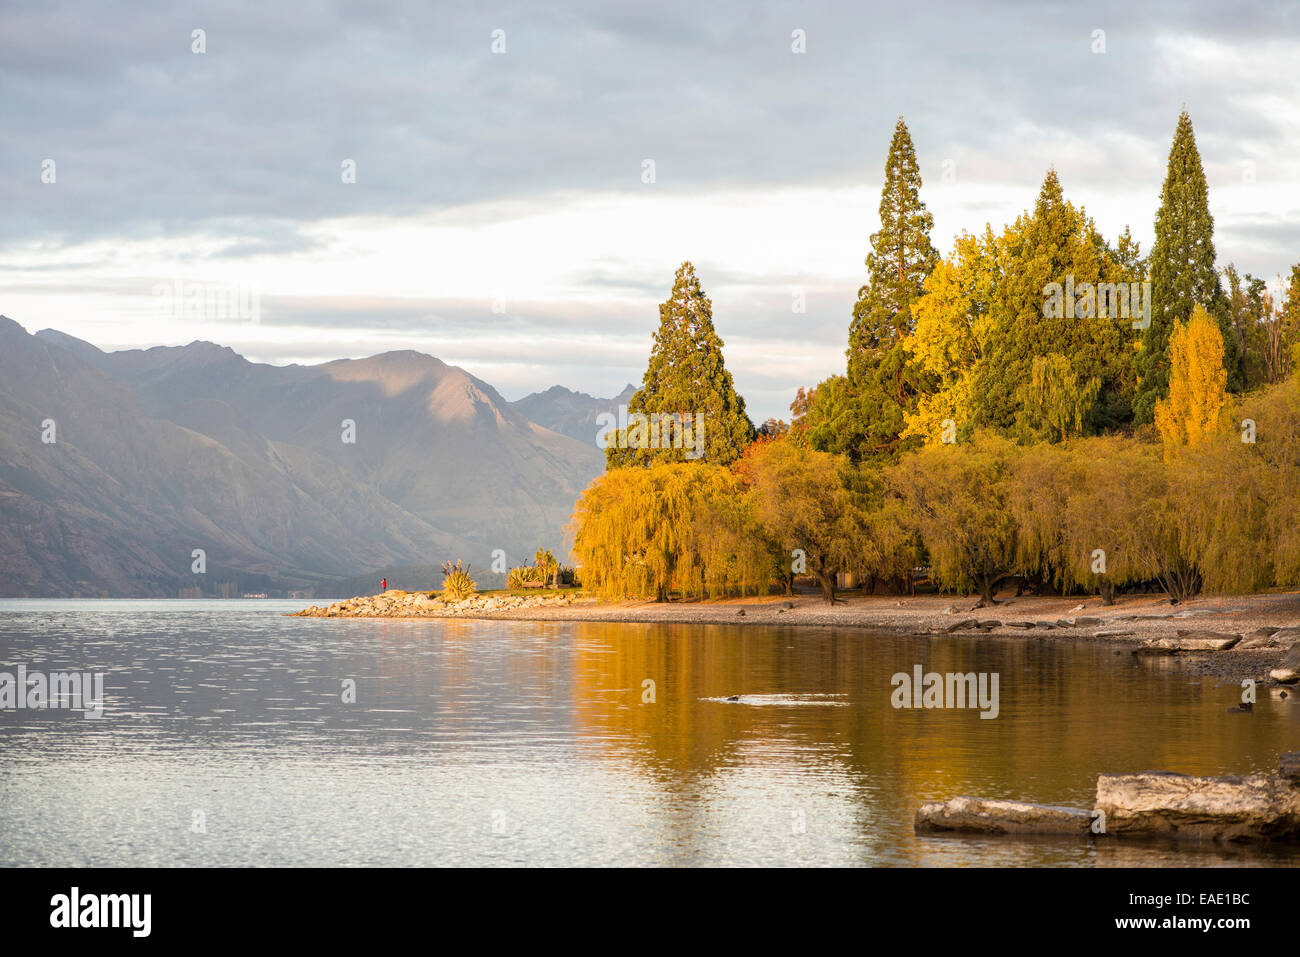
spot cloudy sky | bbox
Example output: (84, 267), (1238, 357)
(3, 0), (1299, 421)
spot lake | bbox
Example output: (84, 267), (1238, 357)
(1, 599), (1296, 867)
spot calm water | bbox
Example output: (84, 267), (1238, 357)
(1, 599), (1296, 867)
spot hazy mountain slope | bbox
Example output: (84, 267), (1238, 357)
(4, 321), (605, 595)
(511, 383), (636, 444)
(92, 344), (604, 553)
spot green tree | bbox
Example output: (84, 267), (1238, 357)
(826, 117), (938, 462)
(972, 169), (1136, 438)
(606, 262), (754, 468)
(1135, 110), (1228, 422)
(1222, 265), (1267, 389)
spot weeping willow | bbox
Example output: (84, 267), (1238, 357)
(571, 463), (772, 601)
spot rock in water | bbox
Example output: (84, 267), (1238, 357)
(1279, 754), (1300, 785)
(1279, 753), (1300, 784)
(1095, 771), (1300, 841)
(915, 797), (1092, 835)
(1139, 633), (1241, 653)
(1270, 645), (1300, 684)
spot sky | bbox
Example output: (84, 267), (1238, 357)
(3, 0), (1300, 422)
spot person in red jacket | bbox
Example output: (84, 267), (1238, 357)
(381, 578), (387, 592)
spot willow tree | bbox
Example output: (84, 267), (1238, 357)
(1165, 439), (1271, 596)
(1006, 442), (1078, 596)
(886, 435), (1020, 606)
(1017, 354), (1102, 445)
(1154, 305), (1228, 453)
(571, 463), (764, 601)
(736, 440), (877, 603)
(1058, 439), (1165, 604)
(606, 262), (754, 468)
(1235, 379), (1300, 587)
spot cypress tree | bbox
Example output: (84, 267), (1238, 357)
(606, 262), (754, 468)
(972, 169), (1134, 438)
(833, 117), (937, 460)
(1134, 109), (1226, 423)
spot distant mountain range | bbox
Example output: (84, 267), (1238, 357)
(0, 317), (624, 597)
(511, 383), (637, 444)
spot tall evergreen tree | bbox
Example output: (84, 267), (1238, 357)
(1134, 109), (1227, 423)
(971, 169), (1135, 438)
(606, 262), (754, 468)
(826, 117), (938, 460)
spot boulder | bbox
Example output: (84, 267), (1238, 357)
(1239, 630), (1281, 650)
(1270, 644), (1300, 683)
(1074, 617), (1101, 626)
(1271, 626), (1300, 648)
(1140, 633), (1241, 653)
(915, 796), (1091, 835)
(1095, 771), (1300, 841)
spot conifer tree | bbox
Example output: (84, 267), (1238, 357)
(606, 262), (754, 468)
(831, 117), (937, 461)
(1135, 110), (1227, 422)
(971, 169), (1135, 438)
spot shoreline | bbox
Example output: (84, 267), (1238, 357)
(294, 590), (1300, 683)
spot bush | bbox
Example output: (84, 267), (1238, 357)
(507, 560), (581, 588)
(440, 560), (477, 601)
(506, 564), (543, 588)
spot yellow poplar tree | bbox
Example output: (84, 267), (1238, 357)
(1154, 305), (1228, 452)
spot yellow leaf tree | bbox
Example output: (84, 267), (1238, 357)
(1154, 305), (1228, 452)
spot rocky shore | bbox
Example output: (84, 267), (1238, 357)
(293, 589), (1300, 683)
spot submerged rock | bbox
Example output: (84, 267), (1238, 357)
(1280, 753), (1300, 784)
(915, 797), (1091, 835)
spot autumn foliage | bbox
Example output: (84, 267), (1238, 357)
(569, 111), (1300, 606)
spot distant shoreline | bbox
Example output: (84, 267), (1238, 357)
(293, 590), (1300, 683)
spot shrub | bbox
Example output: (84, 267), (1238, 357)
(440, 560), (477, 601)
(506, 564), (543, 588)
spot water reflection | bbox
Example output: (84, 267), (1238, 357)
(0, 601), (1295, 866)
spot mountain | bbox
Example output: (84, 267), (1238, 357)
(511, 383), (636, 445)
(0, 318), (604, 597)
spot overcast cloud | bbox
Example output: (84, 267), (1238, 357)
(3, 0), (1299, 420)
